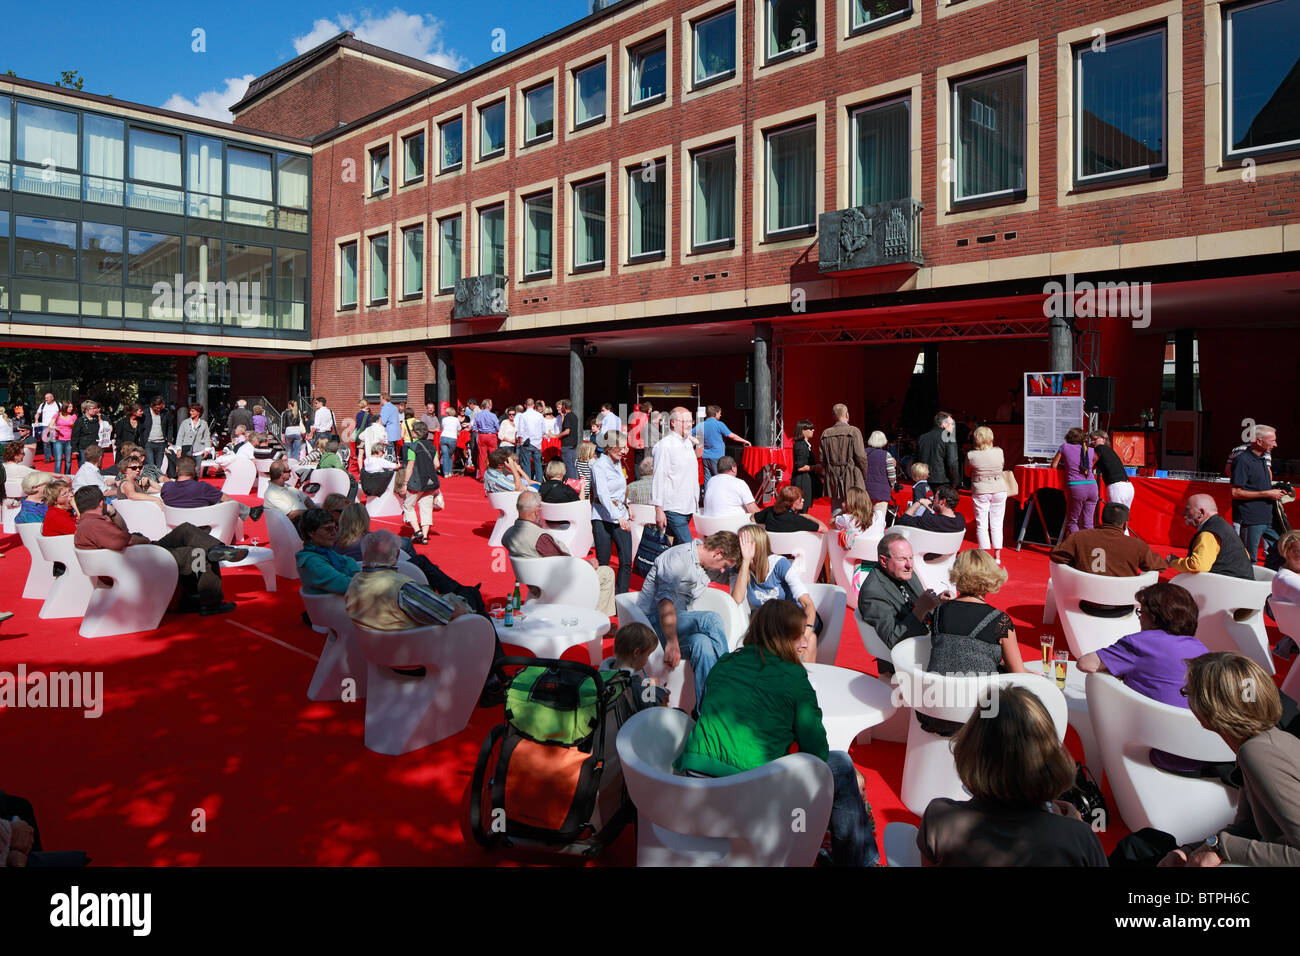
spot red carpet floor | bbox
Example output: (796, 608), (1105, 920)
(1, 472), (1292, 865)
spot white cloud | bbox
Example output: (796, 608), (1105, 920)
(160, 75), (255, 123)
(293, 9), (467, 72)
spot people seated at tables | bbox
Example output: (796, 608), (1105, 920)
(754, 486), (826, 533)
(537, 458), (580, 503)
(72, 485), (245, 616)
(894, 484), (966, 534)
(249, 433), (279, 461)
(1051, 503), (1166, 576)
(503, 491), (615, 615)
(1165, 494), (1255, 580)
(3, 441), (34, 483)
(674, 599), (879, 866)
(483, 448), (533, 494)
(40, 480), (77, 536)
(1077, 582), (1224, 778)
(857, 533), (951, 659)
(296, 508), (358, 594)
(1159, 653), (1300, 867)
(264, 461), (314, 522)
(636, 531), (741, 705)
(14, 472), (52, 525)
(625, 456), (655, 506)
(114, 442), (168, 485)
(731, 524), (820, 661)
(160, 456), (264, 522)
(918, 686), (1107, 866)
(115, 454), (163, 507)
(701, 456), (759, 517)
(70, 445), (115, 494)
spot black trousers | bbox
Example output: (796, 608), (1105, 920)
(591, 518), (632, 594)
(154, 522), (227, 606)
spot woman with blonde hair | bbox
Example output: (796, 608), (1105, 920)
(919, 686), (1106, 866)
(575, 439), (597, 500)
(731, 524), (820, 661)
(863, 431), (895, 530)
(966, 425), (1008, 565)
(333, 503), (371, 561)
(833, 487), (875, 543)
(674, 599), (879, 866)
(1158, 653), (1300, 867)
(928, 549), (1024, 677)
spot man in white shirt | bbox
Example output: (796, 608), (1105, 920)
(264, 461), (314, 521)
(309, 397), (336, 443)
(71, 444), (115, 493)
(701, 456), (759, 517)
(515, 397), (546, 482)
(38, 392), (59, 463)
(651, 406), (702, 546)
(439, 407), (460, 477)
(599, 402), (623, 436)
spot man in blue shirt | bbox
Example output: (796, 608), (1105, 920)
(693, 405), (750, 485)
(1231, 424), (1282, 563)
(379, 394), (402, 459)
(471, 399), (501, 481)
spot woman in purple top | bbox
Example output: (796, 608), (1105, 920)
(1078, 582), (1227, 777)
(1050, 427), (1097, 534)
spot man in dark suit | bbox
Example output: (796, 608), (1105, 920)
(139, 396), (175, 472)
(916, 411), (960, 487)
(226, 399), (255, 439)
(857, 533), (950, 672)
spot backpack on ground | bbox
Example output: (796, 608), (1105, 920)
(470, 657), (635, 856)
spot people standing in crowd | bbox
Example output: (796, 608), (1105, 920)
(651, 406), (701, 546)
(792, 420), (817, 514)
(50, 402), (76, 475)
(731, 525), (820, 660)
(174, 404), (212, 459)
(68, 401), (106, 471)
(281, 400), (304, 461)
(309, 396), (337, 446)
(378, 393), (401, 462)
(439, 404), (460, 477)
(1165, 494), (1255, 580)
(515, 398), (545, 481)
(497, 405), (518, 456)
(1090, 431), (1134, 513)
(590, 431), (634, 594)
(250, 405), (267, 435)
(226, 399), (254, 439)
(140, 396), (174, 472)
(863, 431), (896, 530)
(1052, 427), (1098, 534)
(402, 421), (442, 545)
(1231, 424), (1281, 563)
(113, 405), (144, 460)
(37, 392), (60, 464)
(575, 440), (597, 500)
(598, 402), (623, 437)
(628, 402), (651, 470)
(694, 405), (750, 484)
(967, 426), (1009, 564)
(700, 456), (759, 517)
(471, 399), (501, 481)
(820, 404), (870, 518)
(0, 406), (12, 444)
(556, 399), (580, 480)
(917, 411), (961, 489)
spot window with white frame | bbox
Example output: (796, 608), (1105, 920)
(630, 39), (668, 108)
(851, 97), (910, 205)
(573, 177), (606, 270)
(628, 159), (666, 260)
(850, 0), (910, 34)
(523, 192), (553, 278)
(439, 117), (463, 171)
(1224, 0), (1300, 159)
(574, 61), (607, 128)
(401, 224), (423, 297)
(479, 101), (506, 159)
(388, 358), (408, 400)
(524, 83), (554, 144)
(369, 144), (390, 195)
(438, 215), (462, 292)
(692, 143), (736, 250)
(765, 121), (816, 236)
(479, 204), (505, 275)
(363, 360), (381, 400)
(952, 65), (1026, 204)
(693, 8), (736, 86)
(402, 131), (425, 184)
(339, 241), (358, 308)
(767, 0), (816, 61)
(1075, 27), (1166, 185)
(369, 233), (389, 303)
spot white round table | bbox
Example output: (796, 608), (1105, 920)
(493, 603), (611, 665)
(803, 662), (898, 752)
(1025, 660), (1101, 774)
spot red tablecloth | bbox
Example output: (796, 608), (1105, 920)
(541, 436), (561, 460)
(743, 446), (792, 486)
(1014, 465), (1300, 548)
(432, 431), (471, 449)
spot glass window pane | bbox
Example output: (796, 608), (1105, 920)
(83, 115), (124, 205)
(278, 152), (310, 208)
(853, 100), (910, 205)
(525, 84), (554, 142)
(223, 241), (271, 326)
(574, 179), (606, 267)
(1227, 0), (1300, 155)
(852, 0), (909, 30)
(575, 63), (607, 126)
(524, 193), (553, 276)
(127, 230), (182, 288)
(629, 161), (666, 258)
(403, 225), (423, 296)
(440, 118), (463, 170)
(81, 283), (121, 318)
(341, 243), (358, 306)
(768, 0), (816, 59)
(954, 68), (1026, 201)
(693, 147), (735, 247)
(227, 147), (273, 200)
(479, 206), (504, 275)
(632, 44), (667, 105)
(16, 102), (78, 169)
(188, 135), (223, 196)
(364, 362), (381, 398)
(767, 123), (816, 234)
(82, 222), (124, 284)
(0, 99), (9, 191)
(480, 102), (505, 157)
(0, 211), (8, 277)
(694, 9), (736, 84)
(389, 359), (407, 398)
(16, 216), (77, 279)
(278, 248), (307, 302)
(369, 234), (389, 301)
(1077, 30), (1165, 180)
(370, 146), (390, 193)
(129, 128), (182, 186)
(183, 235), (221, 323)
(439, 216), (462, 291)
(15, 278), (79, 315)
(403, 133), (424, 182)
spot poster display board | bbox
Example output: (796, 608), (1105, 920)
(1023, 372), (1085, 458)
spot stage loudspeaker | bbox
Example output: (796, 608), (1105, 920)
(734, 383), (753, 410)
(1085, 376), (1115, 414)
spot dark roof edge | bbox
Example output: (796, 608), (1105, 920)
(2, 74), (313, 147)
(310, 0), (643, 146)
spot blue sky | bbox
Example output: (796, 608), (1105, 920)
(1, 1), (593, 121)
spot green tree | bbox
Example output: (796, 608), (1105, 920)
(55, 70), (85, 90)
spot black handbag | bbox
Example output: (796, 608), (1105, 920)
(1059, 762), (1107, 829)
(632, 526), (672, 578)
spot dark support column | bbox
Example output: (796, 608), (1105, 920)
(753, 323), (771, 445)
(1049, 314), (1074, 371)
(195, 352), (208, 415)
(1174, 328), (1194, 410)
(435, 350), (450, 411)
(569, 338), (585, 424)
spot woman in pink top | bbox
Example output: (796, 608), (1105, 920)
(52, 403), (77, 474)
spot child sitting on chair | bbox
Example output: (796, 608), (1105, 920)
(601, 622), (669, 711)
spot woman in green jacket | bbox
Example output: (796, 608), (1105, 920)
(674, 599), (879, 866)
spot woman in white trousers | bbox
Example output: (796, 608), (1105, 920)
(966, 426), (1008, 565)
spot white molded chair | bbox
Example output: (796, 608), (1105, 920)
(851, 605), (895, 663)
(2, 478), (22, 533)
(300, 591), (368, 701)
(826, 529), (882, 605)
(805, 583), (846, 666)
(540, 499), (595, 560)
(628, 503), (657, 559)
(395, 556), (429, 586)
(1048, 563), (1159, 658)
(254, 456), (273, 498)
(1275, 601), (1300, 702)
(364, 470), (403, 518)
(22, 444), (35, 468)
(616, 707), (834, 866)
(486, 491), (521, 548)
(16, 522), (57, 600)
(892, 636), (1068, 816)
(693, 586), (750, 652)
(352, 614), (496, 755)
(844, 604), (912, 743)
(1087, 672), (1238, 843)
(113, 497), (169, 539)
(891, 527), (965, 594)
(219, 545), (277, 592)
(614, 592), (696, 715)
(883, 822), (922, 867)
(308, 468), (351, 506)
(263, 507), (302, 580)
(220, 455), (257, 496)
(509, 555), (600, 609)
(164, 500), (242, 545)
(35, 535), (95, 619)
(693, 512), (748, 537)
(1173, 568), (1276, 674)
(765, 530), (827, 589)
(74, 545), (179, 638)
